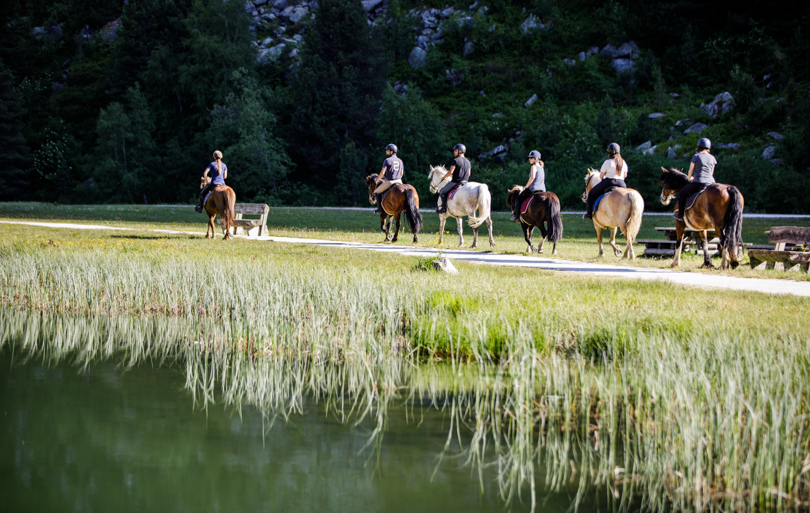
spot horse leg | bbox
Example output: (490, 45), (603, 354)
(471, 226), (479, 249)
(610, 228), (622, 257)
(487, 217), (495, 249)
(207, 213), (215, 239)
(720, 248), (730, 270)
(391, 213), (401, 243)
(523, 223), (534, 253)
(671, 223), (686, 268)
(537, 222), (547, 254)
(699, 230), (713, 269)
(457, 217), (465, 247)
(379, 213), (388, 240)
(437, 215), (447, 245)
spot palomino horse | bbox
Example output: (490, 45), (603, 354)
(506, 186), (563, 254)
(200, 177), (236, 240)
(365, 174), (423, 243)
(581, 169), (644, 259)
(428, 166), (495, 249)
(659, 167), (744, 269)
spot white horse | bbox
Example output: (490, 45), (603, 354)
(428, 166), (495, 249)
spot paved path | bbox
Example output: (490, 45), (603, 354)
(3, 220), (810, 298)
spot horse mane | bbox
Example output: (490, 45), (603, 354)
(429, 165), (449, 179)
(659, 167), (689, 190)
(366, 173), (379, 185)
(509, 185), (524, 193)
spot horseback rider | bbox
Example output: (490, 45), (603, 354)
(195, 150), (228, 213)
(373, 144), (404, 214)
(583, 143), (628, 220)
(674, 138), (715, 222)
(510, 150), (546, 222)
(436, 143), (471, 214)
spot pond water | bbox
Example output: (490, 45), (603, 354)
(0, 353), (602, 513)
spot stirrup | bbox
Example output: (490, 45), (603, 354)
(673, 212), (684, 221)
(582, 213), (591, 220)
(195, 205), (202, 213)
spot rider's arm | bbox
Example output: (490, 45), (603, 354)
(442, 166), (455, 181)
(223, 165), (227, 180)
(686, 162), (695, 181)
(378, 166), (387, 184)
(202, 167), (210, 183)
(524, 165), (536, 189)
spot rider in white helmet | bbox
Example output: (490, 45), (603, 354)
(373, 144), (404, 214)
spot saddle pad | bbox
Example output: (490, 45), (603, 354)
(521, 196), (533, 214)
(685, 187), (708, 212)
(203, 190), (214, 206)
(447, 186), (460, 201)
(593, 193), (607, 213)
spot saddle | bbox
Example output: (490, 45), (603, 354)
(521, 196), (533, 214)
(447, 185), (461, 201)
(684, 185), (709, 212)
(593, 193), (608, 214)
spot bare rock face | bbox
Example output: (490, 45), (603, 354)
(362, 0), (383, 12)
(524, 93), (538, 108)
(611, 58), (635, 74)
(433, 257), (459, 274)
(408, 47), (427, 68)
(761, 145), (776, 160)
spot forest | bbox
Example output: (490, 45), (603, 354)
(1, 0), (809, 212)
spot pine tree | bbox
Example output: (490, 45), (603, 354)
(0, 61), (30, 200)
(288, 0), (389, 200)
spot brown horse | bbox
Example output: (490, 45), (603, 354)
(659, 167), (743, 269)
(200, 177), (236, 240)
(582, 169), (644, 259)
(506, 187), (563, 254)
(365, 174), (423, 243)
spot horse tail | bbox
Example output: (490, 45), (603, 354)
(721, 186), (743, 258)
(404, 187), (422, 235)
(467, 184), (491, 228)
(625, 190), (644, 244)
(546, 193), (563, 243)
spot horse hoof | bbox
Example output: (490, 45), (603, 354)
(701, 263), (714, 269)
(730, 261), (739, 270)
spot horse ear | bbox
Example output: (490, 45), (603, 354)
(661, 167), (668, 172)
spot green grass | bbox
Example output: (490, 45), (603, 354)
(1, 202), (809, 280)
(0, 210), (809, 512)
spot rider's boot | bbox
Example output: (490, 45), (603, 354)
(195, 198), (203, 213)
(582, 210), (592, 220)
(374, 194), (384, 214)
(436, 197), (445, 214)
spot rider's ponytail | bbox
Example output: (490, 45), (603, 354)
(613, 153), (624, 176)
(213, 150), (223, 176)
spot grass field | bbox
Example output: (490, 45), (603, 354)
(1, 202), (809, 280)
(1, 204), (809, 511)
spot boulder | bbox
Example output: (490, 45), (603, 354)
(635, 141), (652, 153)
(362, 0), (383, 11)
(99, 21), (120, 44)
(433, 257), (459, 274)
(288, 6), (308, 23)
(273, 0), (288, 8)
(445, 68), (464, 87)
(648, 112), (666, 119)
(768, 131), (784, 140)
(245, 0), (256, 13)
(416, 35), (430, 48)
(478, 145), (508, 160)
(616, 41), (640, 58)
(258, 43), (286, 63)
(520, 15), (539, 34)
(589, 46), (600, 56)
(408, 47), (427, 68)
(675, 118), (689, 126)
(643, 145), (657, 156)
(524, 93), (538, 108)
(600, 44), (620, 59)
(492, 113), (503, 118)
(463, 41), (474, 56)
(717, 143), (740, 150)
(457, 16), (474, 29)
(761, 145), (776, 160)
(488, 24), (497, 32)
(701, 91), (735, 118)
(611, 58), (635, 74)
(563, 58), (576, 66)
(683, 122), (708, 134)
(578, 51), (587, 61)
(394, 82), (408, 94)
(667, 146), (680, 159)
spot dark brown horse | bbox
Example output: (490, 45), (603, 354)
(659, 167), (743, 269)
(365, 174), (423, 243)
(200, 177), (236, 240)
(506, 187), (563, 254)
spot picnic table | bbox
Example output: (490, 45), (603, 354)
(640, 227), (719, 256)
(748, 226), (810, 272)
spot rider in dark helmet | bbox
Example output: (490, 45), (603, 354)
(373, 144), (404, 214)
(583, 143), (628, 220)
(436, 144), (471, 213)
(511, 150), (546, 222)
(674, 138), (716, 222)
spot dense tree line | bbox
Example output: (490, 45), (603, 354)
(0, 0), (809, 211)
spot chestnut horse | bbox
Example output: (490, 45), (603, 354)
(659, 167), (743, 269)
(506, 187), (563, 254)
(200, 177), (236, 240)
(581, 169), (644, 259)
(365, 174), (423, 243)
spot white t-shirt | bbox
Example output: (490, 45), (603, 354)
(599, 158), (628, 179)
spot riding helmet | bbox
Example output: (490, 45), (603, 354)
(453, 143), (466, 154)
(606, 143), (620, 155)
(697, 138), (711, 150)
(527, 150), (542, 160)
(385, 143), (398, 153)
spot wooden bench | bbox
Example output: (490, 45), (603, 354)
(642, 227), (719, 256)
(217, 203), (270, 237)
(748, 226), (810, 272)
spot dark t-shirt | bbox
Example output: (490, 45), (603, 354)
(450, 156), (471, 182)
(690, 153), (716, 184)
(382, 155), (404, 180)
